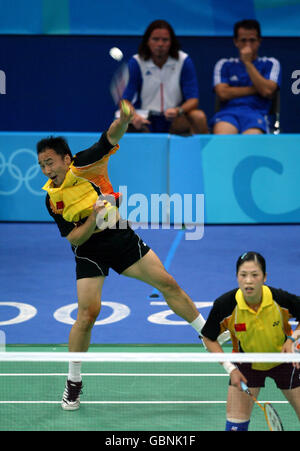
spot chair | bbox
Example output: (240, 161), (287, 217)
(268, 89), (280, 134)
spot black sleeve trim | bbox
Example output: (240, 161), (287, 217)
(73, 131), (115, 167)
(269, 286), (300, 321)
(201, 289), (237, 341)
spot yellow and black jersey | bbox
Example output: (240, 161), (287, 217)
(201, 285), (300, 370)
(42, 131), (119, 237)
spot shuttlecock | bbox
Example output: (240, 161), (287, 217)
(109, 47), (123, 61)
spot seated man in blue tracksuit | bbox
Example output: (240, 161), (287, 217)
(121, 20), (208, 135)
(211, 19), (281, 135)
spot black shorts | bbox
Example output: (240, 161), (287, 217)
(232, 362), (300, 390)
(72, 220), (150, 279)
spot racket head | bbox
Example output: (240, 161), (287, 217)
(264, 402), (284, 431)
(110, 63), (129, 105)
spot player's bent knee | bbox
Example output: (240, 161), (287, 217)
(157, 275), (181, 297)
(213, 121), (238, 135)
(187, 109), (206, 121)
(76, 305), (101, 329)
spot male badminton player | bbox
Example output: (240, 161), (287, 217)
(201, 251), (300, 431)
(37, 101), (227, 410)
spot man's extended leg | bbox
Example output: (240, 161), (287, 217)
(62, 276), (105, 411)
(122, 249), (230, 345)
(122, 249), (204, 328)
(69, 276), (105, 352)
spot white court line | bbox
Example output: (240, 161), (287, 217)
(0, 373), (228, 377)
(0, 401), (226, 404)
(0, 400), (288, 404)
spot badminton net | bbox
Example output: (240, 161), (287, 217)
(0, 351), (299, 432)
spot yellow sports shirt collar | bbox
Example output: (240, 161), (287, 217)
(235, 285), (273, 311)
(42, 168), (73, 192)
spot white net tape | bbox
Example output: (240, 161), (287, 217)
(0, 352), (300, 363)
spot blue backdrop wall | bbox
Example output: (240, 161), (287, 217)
(1, 0), (300, 36)
(1, 133), (300, 224)
(0, 35), (299, 133)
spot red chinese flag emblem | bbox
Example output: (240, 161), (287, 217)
(56, 201), (64, 210)
(234, 323), (246, 332)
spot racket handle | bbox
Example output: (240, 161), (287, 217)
(241, 381), (249, 392)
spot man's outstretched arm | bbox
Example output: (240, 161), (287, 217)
(107, 100), (134, 145)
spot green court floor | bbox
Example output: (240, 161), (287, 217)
(0, 345), (298, 431)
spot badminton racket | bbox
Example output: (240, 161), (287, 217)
(241, 381), (284, 431)
(110, 61), (129, 106)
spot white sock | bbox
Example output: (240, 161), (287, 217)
(190, 314), (206, 335)
(227, 417), (249, 424)
(68, 361), (82, 382)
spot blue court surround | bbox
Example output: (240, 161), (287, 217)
(1, 134), (300, 223)
(0, 222), (299, 345)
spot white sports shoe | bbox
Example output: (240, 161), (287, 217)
(61, 380), (83, 411)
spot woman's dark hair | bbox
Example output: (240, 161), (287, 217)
(236, 252), (266, 275)
(37, 136), (73, 160)
(138, 20), (180, 60)
(234, 19), (261, 39)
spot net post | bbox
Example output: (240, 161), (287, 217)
(0, 330), (6, 352)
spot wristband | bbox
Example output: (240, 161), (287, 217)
(222, 362), (237, 375)
(287, 335), (296, 342)
(178, 107), (184, 116)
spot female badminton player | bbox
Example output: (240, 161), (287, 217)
(201, 251), (300, 431)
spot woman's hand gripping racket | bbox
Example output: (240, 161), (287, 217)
(241, 381), (284, 431)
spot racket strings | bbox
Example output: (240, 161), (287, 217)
(264, 403), (284, 431)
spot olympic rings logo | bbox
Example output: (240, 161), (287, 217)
(0, 148), (43, 196)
